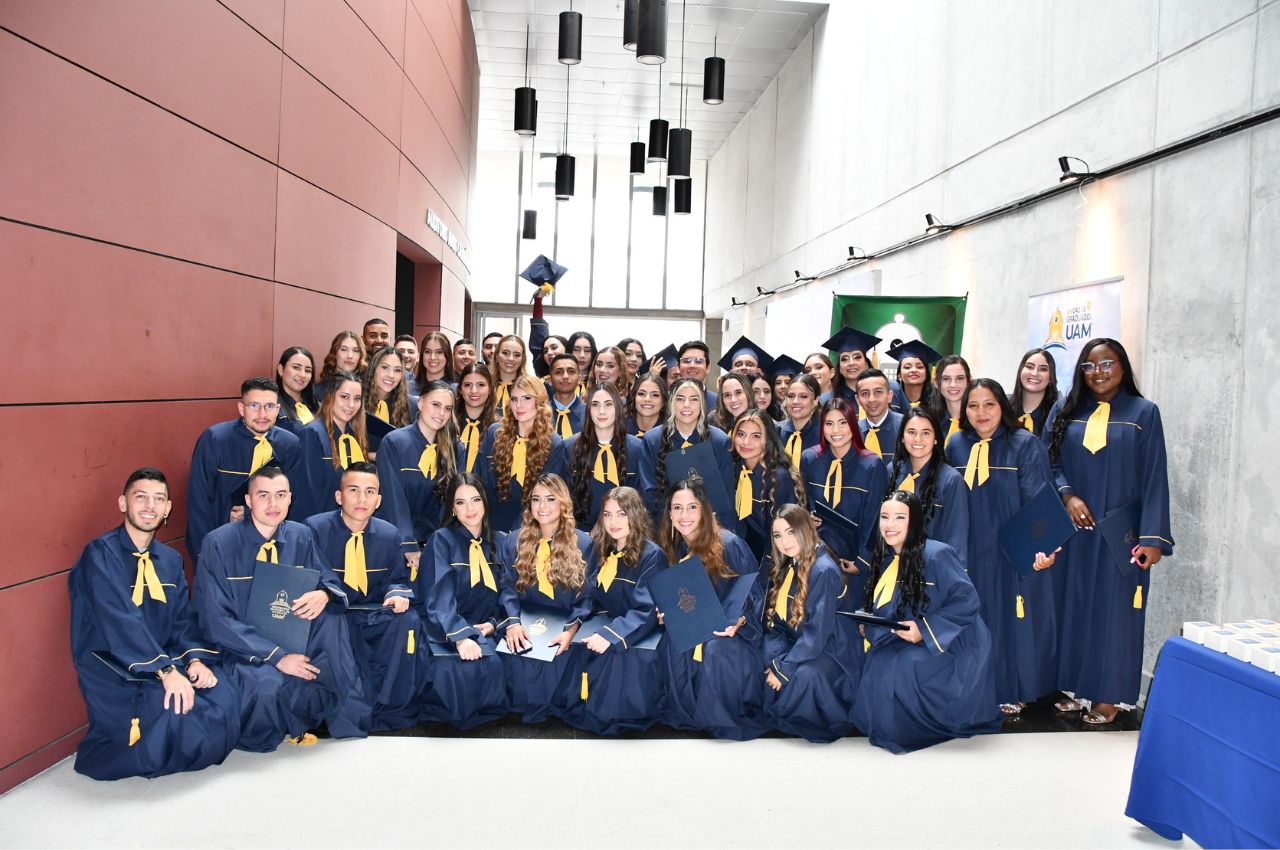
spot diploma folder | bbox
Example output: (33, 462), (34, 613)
(662, 441), (735, 527)
(648, 556), (730, 654)
(428, 639), (496, 657)
(1099, 501), (1143, 576)
(813, 500), (863, 560)
(997, 484), (1077, 577)
(575, 616), (662, 651)
(91, 651), (152, 682)
(849, 610), (908, 631)
(246, 562), (321, 655)
(495, 603), (569, 662)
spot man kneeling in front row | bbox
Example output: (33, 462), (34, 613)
(196, 465), (371, 751)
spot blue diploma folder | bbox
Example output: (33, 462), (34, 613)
(997, 484), (1077, 577)
(1099, 501), (1142, 576)
(648, 556), (729, 654)
(246, 562), (322, 655)
(663, 441), (735, 526)
(495, 603), (569, 662)
(575, 616), (662, 651)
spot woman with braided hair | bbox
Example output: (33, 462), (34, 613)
(852, 491), (1001, 753)
(474, 375), (568, 532)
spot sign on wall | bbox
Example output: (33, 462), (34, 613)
(829, 295), (967, 380)
(1026, 277), (1123, 395)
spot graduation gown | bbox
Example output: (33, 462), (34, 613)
(639, 425), (740, 534)
(1046, 391), (1174, 705)
(374, 422), (460, 555)
(778, 417), (821, 464)
(475, 424), (571, 532)
(1012, 399), (1051, 437)
(852, 541), (1002, 753)
(295, 418), (364, 521)
(275, 396), (318, 437)
(305, 511), (427, 731)
(495, 529), (594, 722)
(563, 433), (649, 528)
(624, 416), (661, 439)
(418, 525), (509, 728)
(559, 540), (667, 735)
(550, 397), (586, 439)
(186, 419), (302, 567)
(732, 461), (800, 561)
(365, 396), (418, 454)
(659, 530), (767, 741)
(69, 527), (241, 780)
(801, 446), (888, 601)
(890, 461), (970, 572)
(946, 427), (1057, 705)
(859, 411), (904, 464)
(758, 553), (859, 743)
(195, 519), (371, 752)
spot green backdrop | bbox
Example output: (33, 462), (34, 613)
(831, 295), (968, 355)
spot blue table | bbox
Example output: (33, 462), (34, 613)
(1125, 637), (1280, 848)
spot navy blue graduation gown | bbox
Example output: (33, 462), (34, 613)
(305, 511), (427, 731)
(859, 410), (903, 464)
(659, 530), (767, 741)
(475, 424), (570, 532)
(563, 433), (649, 528)
(946, 427), (1057, 705)
(852, 540), (1002, 753)
(69, 527), (241, 780)
(374, 422), (461, 554)
(733, 461), (800, 561)
(195, 519), (371, 751)
(550, 397), (586, 438)
(186, 419), (302, 567)
(418, 525), (509, 728)
(274, 397), (317, 437)
(495, 529), (595, 722)
(295, 418), (364, 521)
(366, 396), (419, 454)
(758, 553), (859, 743)
(889, 461), (970, 571)
(561, 540), (668, 735)
(624, 416), (661, 438)
(1046, 391), (1174, 705)
(1013, 399), (1051, 436)
(639, 425), (740, 534)
(778, 417), (821, 460)
(801, 446), (888, 600)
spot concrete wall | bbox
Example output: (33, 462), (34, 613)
(705, 1), (1280, 688)
(0, 0), (479, 791)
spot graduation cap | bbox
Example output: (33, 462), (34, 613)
(768, 354), (805, 380)
(519, 255), (568, 297)
(716, 335), (774, 373)
(653, 344), (680, 371)
(822, 326), (881, 355)
(886, 338), (943, 366)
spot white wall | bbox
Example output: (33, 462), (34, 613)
(704, 0), (1280, 688)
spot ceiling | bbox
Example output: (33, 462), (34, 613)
(468, 0), (828, 161)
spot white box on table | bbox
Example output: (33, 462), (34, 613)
(1182, 622), (1218, 644)
(1204, 628), (1238, 653)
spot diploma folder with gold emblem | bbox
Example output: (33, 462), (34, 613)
(662, 441), (735, 525)
(1098, 500), (1142, 576)
(246, 562), (322, 655)
(495, 603), (570, 662)
(648, 556), (729, 654)
(996, 484), (1077, 578)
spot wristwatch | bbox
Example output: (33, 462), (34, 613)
(156, 664), (178, 679)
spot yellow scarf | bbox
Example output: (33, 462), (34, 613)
(598, 551), (620, 592)
(594, 443), (619, 485)
(823, 458), (843, 508)
(294, 400), (314, 424)
(945, 417), (961, 445)
(784, 430), (803, 468)
(494, 381), (511, 412)
(417, 443), (438, 479)
(864, 427), (882, 457)
(375, 399), (390, 422)
(511, 436), (528, 485)
(555, 407), (574, 439)
(535, 538), (555, 598)
(1083, 402), (1110, 453)
(131, 551), (166, 606)
(256, 541), (278, 563)
(461, 418), (482, 473)
(1019, 412), (1034, 433)
(735, 466), (753, 519)
(774, 566), (795, 622)
(469, 539), (497, 590)
(873, 554), (899, 609)
(250, 433), (273, 475)
(963, 438), (990, 489)
(898, 471), (919, 493)
(344, 530), (368, 594)
(338, 433), (364, 468)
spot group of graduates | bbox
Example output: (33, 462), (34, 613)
(70, 303), (1174, 781)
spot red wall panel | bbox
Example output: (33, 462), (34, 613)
(272, 284), (394, 368)
(220, 0), (285, 47)
(347, 0), (407, 67)
(403, 9), (470, 175)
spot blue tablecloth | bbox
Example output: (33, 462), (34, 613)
(1125, 637), (1280, 848)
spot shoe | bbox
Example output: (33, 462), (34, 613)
(1000, 703), (1025, 716)
(286, 732), (319, 746)
(1082, 704), (1119, 725)
(1054, 698), (1082, 713)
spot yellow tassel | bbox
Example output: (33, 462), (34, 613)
(580, 672), (589, 701)
(128, 717), (141, 747)
(863, 638), (870, 653)
(407, 629), (416, 654)
(1016, 595), (1025, 619)
(1134, 585), (1143, 609)
(693, 643), (703, 662)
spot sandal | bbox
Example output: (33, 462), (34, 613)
(1000, 702), (1025, 716)
(1082, 704), (1120, 725)
(1054, 698), (1082, 713)
(286, 732), (319, 746)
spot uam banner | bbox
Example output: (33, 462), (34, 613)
(1027, 278), (1122, 395)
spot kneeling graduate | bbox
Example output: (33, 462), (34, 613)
(306, 462), (429, 731)
(70, 467), (241, 780)
(196, 465), (371, 752)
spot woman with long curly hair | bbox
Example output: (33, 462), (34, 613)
(1044, 338), (1172, 726)
(852, 491), (1001, 753)
(946, 379), (1058, 717)
(729, 409), (806, 561)
(760, 504), (859, 742)
(454, 363), (495, 474)
(625, 372), (667, 437)
(314, 331), (366, 406)
(362, 346), (416, 452)
(274, 345), (318, 435)
(490, 334), (529, 418)
(495, 474), (593, 723)
(657, 479), (765, 740)
(1010, 348), (1059, 435)
(886, 408), (969, 569)
(565, 384), (646, 528)
(779, 374), (823, 469)
(419, 473), (510, 729)
(475, 375), (568, 532)
(296, 370), (369, 519)
(560, 486), (668, 735)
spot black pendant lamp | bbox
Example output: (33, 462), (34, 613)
(647, 64), (668, 162)
(652, 185), (667, 216)
(636, 0), (667, 65)
(521, 139), (537, 238)
(673, 178), (692, 214)
(514, 27), (537, 136)
(667, 5), (691, 180)
(558, 4), (581, 65)
(703, 36), (725, 104)
(555, 65), (575, 200)
(629, 130), (646, 175)
(623, 0), (638, 51)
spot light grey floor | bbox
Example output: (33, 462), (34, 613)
(0, 732), (1191, 849)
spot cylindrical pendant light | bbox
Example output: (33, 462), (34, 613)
(703, 55), (725, 104)
(636, 0), (667, 65)
(652, 185), (667, 216)
(522, 209), (538, 238)
(667, 128), (691, 179)
(629, 140), (646, 175)
(647, 118), (668, 162)
(555, 154), (576, 200)
(514, 87), (537, 136)
(558, 9), (582, 65)
(673, 178), (692, 214)
(623, 0), (638, 51)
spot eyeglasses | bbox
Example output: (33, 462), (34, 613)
(680, 357), (707, 366)
(244, 402), (281, 413)
(1080, 360), (1116, 375)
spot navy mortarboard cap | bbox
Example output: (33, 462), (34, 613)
(887, 339), (943, 365)
(653, 344), (680, 370)
(519, 255), (568, 293)
(768, 354), (804, 379)
(716, 335), (774, 373)
(822, 326), (881, 355)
